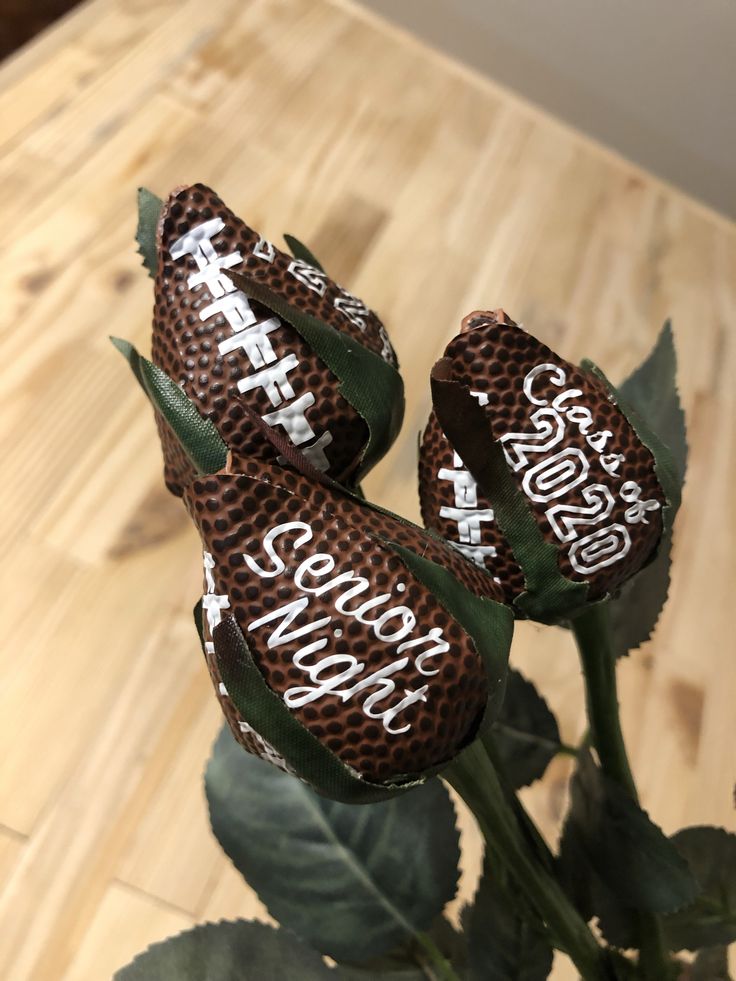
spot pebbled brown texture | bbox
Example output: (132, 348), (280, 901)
(150, 183), (396, 494)
(420, 310), (665, 602)
(420, 313), (525, 603)
(185, 462), (505, 781)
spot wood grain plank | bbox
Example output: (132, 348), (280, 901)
(61, 880), (193, 981)
(0, 828), (26, 887)
(0, 612), (203, 979)
(116, 692), (226, 913)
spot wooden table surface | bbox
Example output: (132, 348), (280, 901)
(1, 1), (734, 978)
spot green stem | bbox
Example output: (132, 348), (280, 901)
(481, 731), (558, 875)
(414, 931), (460, 981)
(571, 603), (638, 799)
(445, 740), (610, 981)
(571, 602), (673, 980)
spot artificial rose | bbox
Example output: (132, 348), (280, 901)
(421, 309), (678, 621)
(188, 457), (512, 801)
(146, 183), (401, 495)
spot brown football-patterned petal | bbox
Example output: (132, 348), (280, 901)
(185, 461), (506, 783)
(150, 183), (397, 495)
(420, 311), (525, 604)
(421, 309), (666, 604)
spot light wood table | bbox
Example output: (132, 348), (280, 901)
(1, 1), (734, 978)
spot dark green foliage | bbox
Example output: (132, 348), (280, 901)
(664, 827), (736, 951)
(608, 535), (673, 659)
(336, 959), (425, 980)
(607, 322), (687, 657)
(617, 322), (687, 486)
(560, 753), (699, 916)
(690, 946), (732, 980)
(205, 727), (462, 962)
(491, 669), (561, 788)
(114, 920), (332, 980)
(464, 862), (552, 981)
(558, 806), (638, 950)
(336, 918), (465, 980)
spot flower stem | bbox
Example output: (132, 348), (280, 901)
(480, 731), (558, 874)
(445, 739), (610, 981)
(571, 603), (638, 799)
(571, 602), (673, 980)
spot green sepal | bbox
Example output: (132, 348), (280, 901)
(225, 270), (404, 483)
(136, 187), (163, 278)
(283, 233), (325, 272)
(196, 604), (431, 804)
(381, 540), (513, 727)
(430, 364), (588, 623)
(111, 337), (227, 475)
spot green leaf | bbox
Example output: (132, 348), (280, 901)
(690, 946), (732, 981)
(336, 959), (424, 980)
(136, 187), (163, 278)
(382, 541), (513, 725)
(491, 668), (561, 788)
(225, 269), (404, 482)
(284, 233), (325, 272)
(336, 919), (464, 980)
(114, 920), (333, 980)
(557, 807), (638, 949)
(609, 952), (639, 980)
(205, 727), (462, 962)
(563, 752), (699, 915)
(607, 535), (672, 658)
(604, 323), (687, 657)
(423, 916), (468, 975)
(664, 827), (736, 951)
(585, 359), (682, 529)
(111, 337), (227, 475)
(618, 321), (687, 487)
(465, 861), (552, 981)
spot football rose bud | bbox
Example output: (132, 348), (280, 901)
(421, 309), (680, 622)
(114, 242), (512, 802)
(188, 459), (512, 802)
(118, 183), (402, 496)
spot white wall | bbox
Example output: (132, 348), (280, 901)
(356, 0), (736, 217)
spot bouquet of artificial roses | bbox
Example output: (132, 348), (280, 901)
(113, 186), (733, 981)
